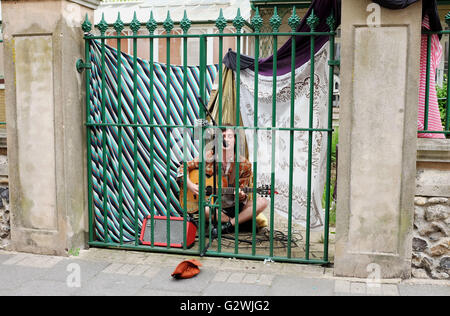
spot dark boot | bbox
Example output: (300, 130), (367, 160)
(221, 221), (234, 234)
(211, 221), (234, 238)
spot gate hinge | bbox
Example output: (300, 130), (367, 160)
(328, 59), (340, 66)
(76, 59), (92, 73)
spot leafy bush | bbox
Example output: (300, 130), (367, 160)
(436, 76), (449, 130)
(322, 127), (339, 226)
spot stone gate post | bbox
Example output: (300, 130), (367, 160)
(2, 0), (99, 255)
(335, 0), (422, 278)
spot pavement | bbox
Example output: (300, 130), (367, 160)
(0, 248), (448, 298)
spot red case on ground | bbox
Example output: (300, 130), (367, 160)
(139, 215), (196, 248)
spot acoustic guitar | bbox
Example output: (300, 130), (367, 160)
(179, 169), (274, 214)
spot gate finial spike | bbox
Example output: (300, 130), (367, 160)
(326, 9), (336, 31)
(82, 13), (92, 33)
(216, 8), (227, 33)
(233, 8), (245, 33)
(96, 13), (108, 36)
(270, 6), (282, 33)
(307, 9), (320, 32)
(130, 11), (141, 35)
(251, 7), (263, 33)
(180, 10), (192, 34)
(146, 11), (157, 35)
(288, 6), (301, 31)
(446, 11), (450, 27)
(114, 12), (124, 34)
(163, 11), (174, 33)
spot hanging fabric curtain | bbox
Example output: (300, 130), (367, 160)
(369, 0), (445, 137)
(208, 65), (239, 126)
(371, 0), (419, 10)
(373, 0), (441, 36)
(89, 40), (218, 242)
(209, 0), (341, 229)
(418, 14), (445, 139)
(207, 65), (249, 159)
(224, 0), (341, 76)
(421, 0), (442, 36)
(240, 45), (331, 230)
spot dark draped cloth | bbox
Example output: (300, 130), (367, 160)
(224, 0), (442, 73)
(372, 0), (419, 9)
(223, 0), (341, 76)
(374, 0), (442, 37)
(422, 0), (442, 38)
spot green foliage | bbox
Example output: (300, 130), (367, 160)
(322, 127), (339, 227)
(331, 126), (339, 164)
(68, 248), (80, 257)
(436, 75), (449, 129)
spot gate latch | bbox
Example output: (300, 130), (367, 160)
(76, 59), (92, 73)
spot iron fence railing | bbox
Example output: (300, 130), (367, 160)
(80, 6), (337, 264)
(421, 13), (450, 137)
(0, 37), (5, 128)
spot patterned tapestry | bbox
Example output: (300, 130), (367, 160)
(239, 45), (330, 229)
(88, 40), (217, 242)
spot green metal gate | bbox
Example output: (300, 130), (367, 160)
(420, 12), (450, 137)
(79, 6), (338, 265)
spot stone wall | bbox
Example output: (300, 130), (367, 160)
(413, 196), (449, 279)
(413, 139), (450, 280)
(0, 185), (10, 249)
(0, 134), (8, 249)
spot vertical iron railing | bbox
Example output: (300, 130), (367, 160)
(251, 9), (262, 257)
(115, 15), (125, 245)
(269, 8), (280, 259)
(81, 7), (337, 264)
(0, 35), (7, 128)
(420, 12), (450, 137)
(148, 13), (157, 249)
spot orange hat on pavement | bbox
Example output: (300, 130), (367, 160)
(171, 259), (202, 279)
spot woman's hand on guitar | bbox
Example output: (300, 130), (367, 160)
(187, 181), (199, 196)
(238, 189), (247, 201)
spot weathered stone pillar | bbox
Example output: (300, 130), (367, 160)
(335, 0), (422, 279)
(2, 0), (99, 255)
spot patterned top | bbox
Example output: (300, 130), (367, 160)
(178, 150), (253, 209)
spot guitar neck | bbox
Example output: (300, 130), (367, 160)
(219, 187), (254, 194)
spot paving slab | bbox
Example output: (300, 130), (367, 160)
(0, 249), (448, 297)
(143, 267), (216, 294)
(398, 283), (450, 296)
(202, 282), (268, 296)
(38, 259), (110, 284)
(267, 275), (335, 296)
(9, 279), (79, 296)
(0, 264), (48, 291)
(72, 272), (150, 296)
(0, 252), (13, 264)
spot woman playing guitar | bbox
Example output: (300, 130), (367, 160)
(178, 125), (269, 234)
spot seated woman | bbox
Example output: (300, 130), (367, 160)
(178, 125), (269, 234)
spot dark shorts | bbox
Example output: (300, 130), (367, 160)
(222, 203), (245, 219)
(222, 203), (255, 232)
